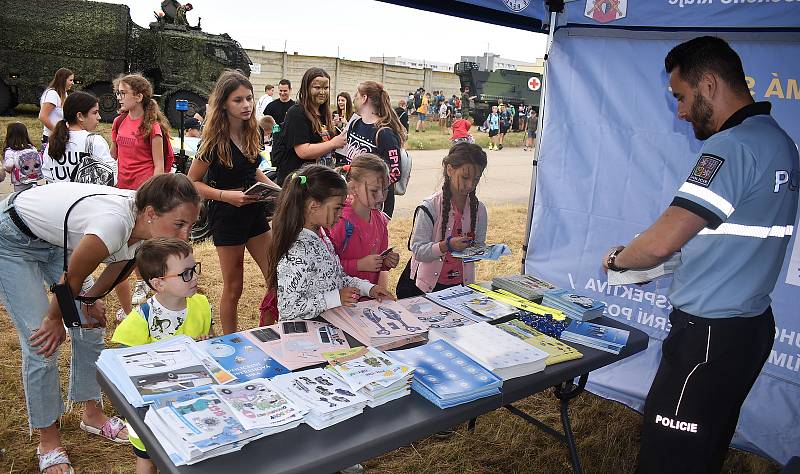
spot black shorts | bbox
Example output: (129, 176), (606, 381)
(488, 129), (499, 137)
(209, 200), (270, 246)
(499, 124), (509, 134)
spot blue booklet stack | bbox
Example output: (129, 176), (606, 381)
(196, 332), (290, 382)
(390, 340), (502, 409)
(560, 320), (630, 354)
(542, 289), (606, 321)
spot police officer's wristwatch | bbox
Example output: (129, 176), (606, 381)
(606, 246), (627, 272)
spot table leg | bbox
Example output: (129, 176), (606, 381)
(505, 373), (589, 474)
(468, 417), (477, 432)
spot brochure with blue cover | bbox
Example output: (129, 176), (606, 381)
(542, 289), (606, 321)
(390, 340), (502, 408)
(560, 320), (629, 354)
(196, 333), (290, 382)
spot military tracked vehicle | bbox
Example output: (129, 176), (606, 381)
(455, 61), (542, 126)
(0, 0), (251, 125)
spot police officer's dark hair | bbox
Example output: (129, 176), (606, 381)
(664, 36), (749, 96)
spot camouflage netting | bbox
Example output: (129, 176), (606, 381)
(0, 0), (250, 120)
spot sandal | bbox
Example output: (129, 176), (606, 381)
(37, 446), (74, 474)
(79, 416), (130, 443)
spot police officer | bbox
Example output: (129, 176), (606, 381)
(601, 36), (798, 473)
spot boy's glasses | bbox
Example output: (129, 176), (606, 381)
(161, 262), (201, 282)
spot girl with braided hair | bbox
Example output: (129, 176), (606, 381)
(397, 142), (488, 298)
(267, 164), (394, 321)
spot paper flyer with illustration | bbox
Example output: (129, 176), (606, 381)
(397, 297), (476, 329)
(196, 333), (290, 382)
(242, 321), (349, 370)
(212, 379), (306, 431)
(323, 347), (412, 391)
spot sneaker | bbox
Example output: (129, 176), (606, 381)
(115, 308), (127, 322)
(498, 144), (504, 150)
(339, 464), (364, 474)
(131, 280), (149, 305)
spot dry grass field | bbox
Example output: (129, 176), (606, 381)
(0, 203), (779, 471)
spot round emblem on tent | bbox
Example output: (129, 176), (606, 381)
(503, 0), (531, 12)
(527, 77), (541, 91)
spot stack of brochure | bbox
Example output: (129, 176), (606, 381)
(144, 379), (306, 465)
(323, 346), (414, 407)
(196, 332), (290, 382)
(97, 336), (236, 407)
(239, 320), (350, 370)
(542, 289), (606, 321)
(497, 320), (583, 365)
(397, 296), (477, 329)
(560, 320), (630, 355)
(391, 340), (502, 409)
(491, 274), (556, 301)
(272, 368), (369, 430)
(322, 300), (429, 350)
(426, 285), (518, 322)
(428, 322), (549, 380)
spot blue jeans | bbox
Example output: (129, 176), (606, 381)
(0, 199), (104, 429)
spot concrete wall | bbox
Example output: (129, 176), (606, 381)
(246, 50), (462, 107)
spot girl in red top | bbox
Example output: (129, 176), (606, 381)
(111, 74), (173, 190)
(330, 154), (400, 288)
(111, 74), (174, 317)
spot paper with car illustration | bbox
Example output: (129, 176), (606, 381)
(97, 335), (236, 407)
(323, 346), (414, 391)
(321, 300), (430, 348)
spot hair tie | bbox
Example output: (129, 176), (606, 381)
(298, 175), (307, 185)
(342, 165), (351, 173)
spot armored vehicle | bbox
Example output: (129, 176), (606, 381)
(455, 61), (542, 126)
(0, 0), (251, 125)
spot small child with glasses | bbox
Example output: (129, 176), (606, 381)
(111, 237), (213, 473)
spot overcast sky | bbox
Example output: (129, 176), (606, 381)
(96, 0), (547, 65)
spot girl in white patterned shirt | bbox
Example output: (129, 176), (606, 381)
(266, 164), (394, 320)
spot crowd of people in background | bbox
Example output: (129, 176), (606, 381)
(0, 62), (532, 474)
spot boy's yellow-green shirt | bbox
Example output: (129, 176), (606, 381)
(111, 293), (212, 347)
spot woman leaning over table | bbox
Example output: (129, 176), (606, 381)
(0, 174), (200, 474)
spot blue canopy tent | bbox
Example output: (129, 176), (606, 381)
(380, 0), (800, 466)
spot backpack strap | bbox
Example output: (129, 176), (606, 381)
(111, 113), (127, 143)
(407, 204), (434, 251)
(139, 302), (150, 322)
(341, 219), (355, 251)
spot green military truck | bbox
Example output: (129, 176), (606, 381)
(455, 61), (542, 127)
(0, 0), (251, 125)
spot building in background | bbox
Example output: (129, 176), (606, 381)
(369, 56), (453, 72)
(460, 52), (543, 74)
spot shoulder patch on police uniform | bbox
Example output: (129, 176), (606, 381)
(687, 154), (725, 188)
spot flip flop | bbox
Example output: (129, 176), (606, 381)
(37, 446), (74, 474)
(79, 416), (130, 444)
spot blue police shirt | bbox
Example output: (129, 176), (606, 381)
(670, 102), (799, 318)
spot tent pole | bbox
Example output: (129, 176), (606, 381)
(521, 10), (558, 274)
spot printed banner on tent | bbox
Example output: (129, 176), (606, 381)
(569, 0), (800, 29)
(526, 29), (800, 463)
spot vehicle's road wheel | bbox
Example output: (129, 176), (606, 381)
(166, 90), (206, 128)
(190, 199), (212, 243)
(86, 82), (117, 123)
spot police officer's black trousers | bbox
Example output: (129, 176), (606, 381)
(636, 307), (774, 474)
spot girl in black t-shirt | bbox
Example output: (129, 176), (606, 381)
(345, 80), (407, 217)
(188, 70), (280, 334)
(275, 67), (346, 184)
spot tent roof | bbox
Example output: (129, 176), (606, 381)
(375, 0), (546, 32)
